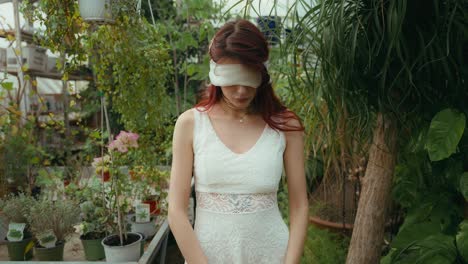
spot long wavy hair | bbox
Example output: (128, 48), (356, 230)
(195, 19), (304, 132)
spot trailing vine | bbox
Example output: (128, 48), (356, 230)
(85, 2), (172, 166)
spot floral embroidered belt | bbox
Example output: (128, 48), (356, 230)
(195, 191), (277, 214)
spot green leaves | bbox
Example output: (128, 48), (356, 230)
(387, 108), (468, 262)
(425, 109), (466, 161)
(384, 189), (464, 262)
(384, 233), (458, 264)
(301, 225), (349, 264)
(460, 172), (468, 201)
(456, 220), (468, 262)
(175, 32), (198, 50)
(391, 221), (441, 250)
(186, 55), (210, 81)
(391, 192), (460, 246)
(1, 82), (13, 91)
(412, 235), (457, 264)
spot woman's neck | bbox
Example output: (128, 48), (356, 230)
(218, 99), (250, 122)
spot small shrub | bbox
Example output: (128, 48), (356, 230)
(0, 193), (35, 224)
(28, 197), (80, 243)
(302, 226), (349, 264)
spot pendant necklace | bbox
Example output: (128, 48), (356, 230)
(220, 101), (248, 123)
(238, 111), (248, 123)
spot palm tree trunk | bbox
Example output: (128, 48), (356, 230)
(346, 112), (398, 264)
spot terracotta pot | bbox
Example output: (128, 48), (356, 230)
(309, 215), (353, 235)
(129, 170), (139, 181)
(63, 180), (70, 187)
(102, 171), (110, 182)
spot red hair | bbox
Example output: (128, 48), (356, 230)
(195, 19), (304, 132)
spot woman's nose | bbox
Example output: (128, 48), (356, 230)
(236, 86), (250, 95)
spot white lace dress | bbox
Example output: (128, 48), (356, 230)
(186, 109), (289, 264)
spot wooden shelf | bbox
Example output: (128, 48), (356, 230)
(1, 31), (92, 81)
(0, 0), (39, 4)
(4, 68), (93, 81)
(35, 111), (85, 122)
(42, 142), (86, 151)
(0, 29), (39, 45)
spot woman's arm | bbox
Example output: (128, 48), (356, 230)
(283, 119), (309, 264)
(168, 109), (208, 264)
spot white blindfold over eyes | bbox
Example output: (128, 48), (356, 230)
(209, 60), (262, 88)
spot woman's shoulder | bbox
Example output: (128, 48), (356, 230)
(175, 108), (196, 129)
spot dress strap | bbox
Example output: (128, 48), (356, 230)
(192, 108), (208, 154)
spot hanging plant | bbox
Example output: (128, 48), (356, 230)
(78, 0), (113, 23)
(22, 0), (87, 72)
(85, 4), (172, 166)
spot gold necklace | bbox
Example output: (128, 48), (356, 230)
(219, 101), (248, 123)
(239, 112), (248, 123)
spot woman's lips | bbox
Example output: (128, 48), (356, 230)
(235, 98), (250, 103)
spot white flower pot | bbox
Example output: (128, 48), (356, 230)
(130, 215), (158, 238)
(78, 0), (113, 22)
(102, 232), (142, 262)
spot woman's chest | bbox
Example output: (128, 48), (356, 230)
(193, 129), (286, 192)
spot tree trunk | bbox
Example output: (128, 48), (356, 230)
(346, 112), (398, 264)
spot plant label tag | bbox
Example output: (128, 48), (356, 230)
(37, 230), (57, 248)
(7, 222), (26, 242)
(135, 203), (150, 223)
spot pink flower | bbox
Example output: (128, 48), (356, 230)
(108, 131), (139, 153)
(108, 140), (119, 152)
(109, 139), (127, 153)
(118, 144), (128, 153)
(116, 131), (139, 148)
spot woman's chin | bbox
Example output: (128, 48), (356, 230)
(232, 99), (252, 108)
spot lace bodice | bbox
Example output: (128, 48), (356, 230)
(196, 192), (277, 214)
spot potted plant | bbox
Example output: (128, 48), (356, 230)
(27, 197), (80, 261)
(100, 131), (143, 262)
(2, 122), (42, 194)
(91, 155), (111, 182)
(130, 165), (169, 215)
(0, 193), (35, 261)
(72, 177), (113, 261)
(128, 204), (158, 239)
(126, 165), (169, 238)
(35, 167), (68, 201)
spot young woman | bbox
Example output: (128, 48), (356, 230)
(168, 19), (309, 264)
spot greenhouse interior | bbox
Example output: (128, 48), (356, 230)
(0, 0), (467, 263)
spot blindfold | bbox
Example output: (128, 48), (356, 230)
(209, 60), (262, 88)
